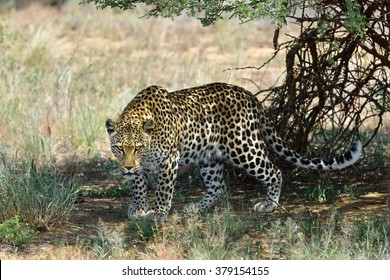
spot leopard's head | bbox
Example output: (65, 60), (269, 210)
(105, 116), (154, 179)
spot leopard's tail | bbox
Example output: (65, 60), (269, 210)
(261, 125), (362, 170)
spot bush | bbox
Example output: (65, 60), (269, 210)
(0, 155), (78, 229)
(0, 216), (36, 250)
(127, 220), (157, 242)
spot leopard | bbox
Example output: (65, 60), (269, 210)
(106, 82), (362, 221)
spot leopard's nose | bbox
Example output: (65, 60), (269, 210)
(123, 165), (134, 173)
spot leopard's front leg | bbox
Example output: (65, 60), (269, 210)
(145, 153), (179, 221)
(127, 172), (148, 220)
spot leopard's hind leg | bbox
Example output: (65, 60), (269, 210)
(228, 139), (283, 213)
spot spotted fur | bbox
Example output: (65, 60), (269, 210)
(106, 83), (362, 220)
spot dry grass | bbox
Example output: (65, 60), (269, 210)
(2, 208), (389, 260)
(1, 2), (388, 161)
(0, 2), (291, 162)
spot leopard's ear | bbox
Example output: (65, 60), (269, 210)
(143, 119), (154, 135)
(105, 118), (116, 135)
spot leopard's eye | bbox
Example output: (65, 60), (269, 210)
(111, 144), (124, 157)
(134, 144), (143, 153)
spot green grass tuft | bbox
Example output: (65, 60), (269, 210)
(0, 155), (78, 229)
(304, 184), (340, 203)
